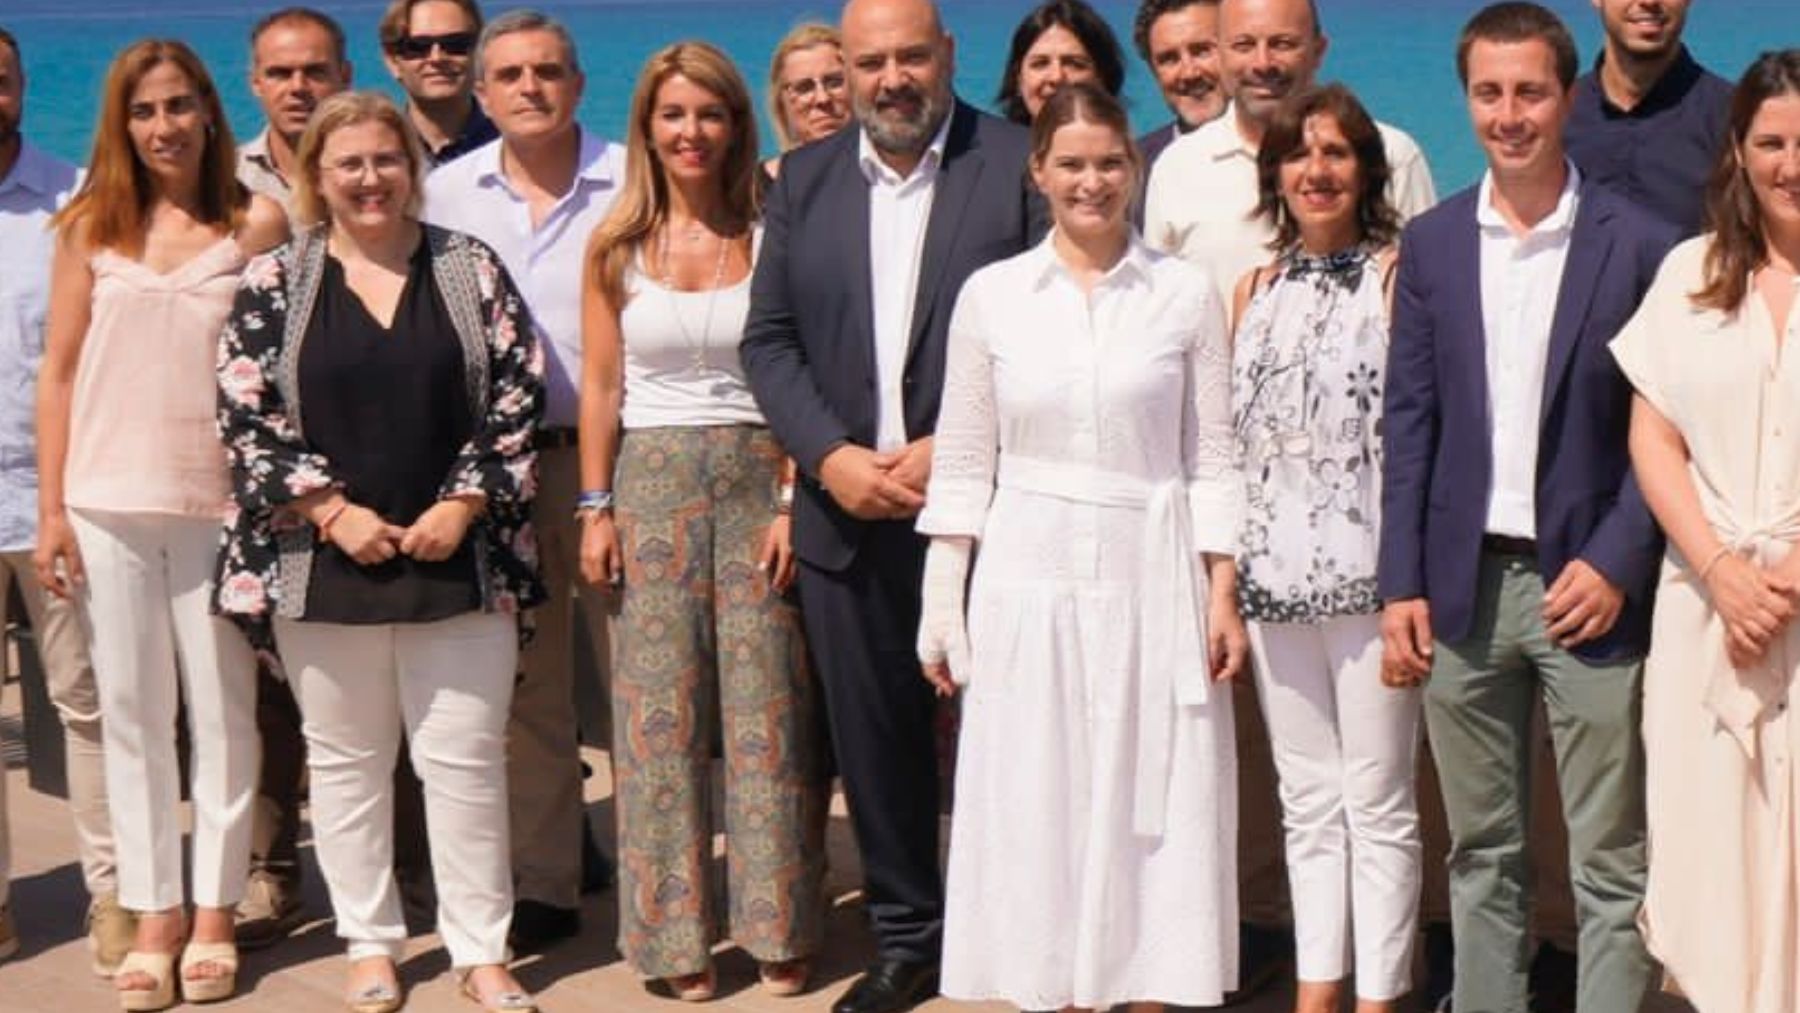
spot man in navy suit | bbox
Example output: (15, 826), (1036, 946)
(740, 1), (1038, 1010)
(1376, 5), (1677, 1012)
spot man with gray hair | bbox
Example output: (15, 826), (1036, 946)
(742, 1), (1040, 1010)
(424, 8), (626, 954)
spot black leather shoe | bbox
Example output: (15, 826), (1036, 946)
(1222, 922), (1293, 1005)
(508, 899), (580, 954)
(1422, 919), (1455, 1012)
(830, 959), (939, 1013)
(1528, 942), (1577, 1013)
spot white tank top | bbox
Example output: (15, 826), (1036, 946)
(617, 232), (765, 430)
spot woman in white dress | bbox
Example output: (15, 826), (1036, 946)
(916, 82), (1246, 1010)
(1229, 84), (1417, 1013)
(1610, 49), (1800, 1013)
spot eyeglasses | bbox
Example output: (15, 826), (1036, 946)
(782, 73), (847, 100)
(324, 151), (411, 180)
(393, 31), (476, 60)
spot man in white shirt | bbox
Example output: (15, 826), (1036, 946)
(424, 8), (626, 954)
(1376, 6), (1675, 1011)
(1142, 1), (1438, 995)
(0, 24), (134, 973)
(1144, 0), (1437, 300)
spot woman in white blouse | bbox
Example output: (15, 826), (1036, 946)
(1228, 84), (1416, 1013)
(576, 41), (821, 1001)
(916, 82), (1246, 1010)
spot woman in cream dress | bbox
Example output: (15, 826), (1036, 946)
(1609, 50), (1800, 1013)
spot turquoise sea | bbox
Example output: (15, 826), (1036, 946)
(2, 0), (1790, 190)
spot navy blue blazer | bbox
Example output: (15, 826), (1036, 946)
(1376, 180), (1678, 662)
(741, 100), (1041, 571)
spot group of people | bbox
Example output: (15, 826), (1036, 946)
(0, 0), (1795, 1012)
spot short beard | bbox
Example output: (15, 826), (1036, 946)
(854, 84), (950, 159)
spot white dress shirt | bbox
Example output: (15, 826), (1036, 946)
(423, 128), (627, 428)
(859, 115), (951, 452)
(0, 140), (81, 552)
(1478, 163), (1582, 540)
(1143, 104), (1438, 304)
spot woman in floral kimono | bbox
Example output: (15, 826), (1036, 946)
(213, 91), (544, 1013)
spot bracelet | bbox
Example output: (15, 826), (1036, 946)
(574, 489), (615, 521)
(1697, 544), (1733, 582)
(776, 483), (795, 515)
(316, 500), (349, 543)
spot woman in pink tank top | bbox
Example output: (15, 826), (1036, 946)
(34, 38), (286, 1012)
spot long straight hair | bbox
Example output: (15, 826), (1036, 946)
(587, 41), (760, 309)
(1693, 49), (1800, 315)
(54, 39), (244, 255)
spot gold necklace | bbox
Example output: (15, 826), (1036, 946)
(659, 224), (731, 372)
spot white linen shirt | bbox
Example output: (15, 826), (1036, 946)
(424, 128), (627, 427)
(1143, 105), (1438, 302)
(1477, 164), (1582, 540)
(0, 141), (81, 552)
(859, 115), (950, 452)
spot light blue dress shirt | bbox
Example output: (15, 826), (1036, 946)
(422, 128), (626, 429)
(0, 140), (81, 552)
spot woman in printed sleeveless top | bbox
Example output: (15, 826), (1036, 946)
(35, 38), (286, 1011)
(577, 42), (823, 1001)
(214, 91), (545, 1013)
(1228, 83), (1417, 1013)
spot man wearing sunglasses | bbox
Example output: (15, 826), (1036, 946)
(379, 0), (497, 167)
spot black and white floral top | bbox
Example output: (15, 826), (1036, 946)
(1231, 244), (1390, 623)
(213, 223), (546, 640)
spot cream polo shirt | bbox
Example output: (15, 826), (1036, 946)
(1143, 104), (1438, 304)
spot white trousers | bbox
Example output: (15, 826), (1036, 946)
(275, 611), (516, 967)
(0, 549), (114, 909)
(1248, 614), (1422, 1001)
(69, 509), (258, 912)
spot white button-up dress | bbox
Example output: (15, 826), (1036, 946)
(919, 234), (1243, 1008)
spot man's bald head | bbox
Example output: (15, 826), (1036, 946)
(841, 0), (956, 163)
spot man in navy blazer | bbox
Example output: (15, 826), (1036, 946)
(1375, 5), (1676, 1012)
(740, 1), (1039, 1010)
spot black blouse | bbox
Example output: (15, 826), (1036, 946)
(299, 240), (481, 623)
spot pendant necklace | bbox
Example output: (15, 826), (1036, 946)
(661, 222), (731, 372)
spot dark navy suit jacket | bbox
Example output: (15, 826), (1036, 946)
(1376, 180), (1678, 662)
(741, 100), (1040, 571)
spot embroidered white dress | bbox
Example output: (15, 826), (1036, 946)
(918, 234), (1242, 1008)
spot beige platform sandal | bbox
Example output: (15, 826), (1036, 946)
(178, 940), (239, 1004)
(114, 950), (177, 1012)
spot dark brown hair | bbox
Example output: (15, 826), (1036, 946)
(250, 7), (348, 66)
(997, 0), (1126, 125)
(1254, 83), (1399, 251)
(1694, 49), (1800, 315)
(1456, 2), (1577, 90)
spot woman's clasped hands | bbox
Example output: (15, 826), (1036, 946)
(310, 493), (481, 566)
(1705, 546), (1800, 669)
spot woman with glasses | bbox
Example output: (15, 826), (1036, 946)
(579, 42), (823, 1001)
(214, 90), (544, 1013)
(996, 0), (1127, 125)
(762, 23), (849, 179)
(35, 38), (286, 1011)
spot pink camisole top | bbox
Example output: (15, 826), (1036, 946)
(64, 236), (244, 518)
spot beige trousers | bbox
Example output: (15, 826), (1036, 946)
(510, 446), (614, 908)
(0, 549), (113, 907)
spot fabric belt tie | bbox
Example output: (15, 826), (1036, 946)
(995, 455), (1210, 837)
(1694, 493), (1800, 757)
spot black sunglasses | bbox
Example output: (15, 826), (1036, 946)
(393, 31), (476, 60)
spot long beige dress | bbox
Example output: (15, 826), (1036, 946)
(1609, 235), (1800, 1013)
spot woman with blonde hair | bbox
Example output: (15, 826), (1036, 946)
(214, 90), (544, 1013)
(578, 41), (823, 1000)
(36, 37), (285, 1010)
(762, 23), (849, 178)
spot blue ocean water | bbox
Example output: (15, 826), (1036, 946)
(2, 0), (1788, 190)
